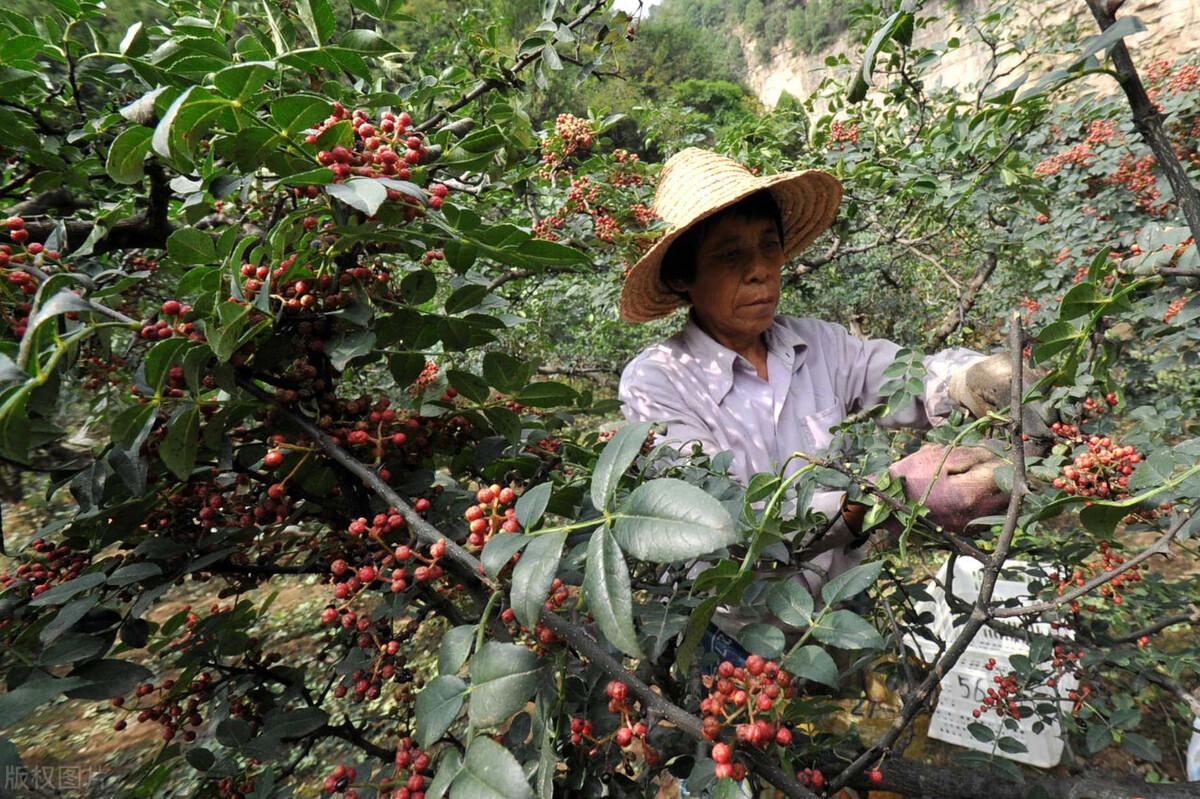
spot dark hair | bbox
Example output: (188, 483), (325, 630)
(659, 189), (784, 297)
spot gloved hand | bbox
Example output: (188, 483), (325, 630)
(948, 352), (1054, 438)
(887, 443), (1010, 534)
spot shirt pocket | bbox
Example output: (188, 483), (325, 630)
(802, 401), (843, 453)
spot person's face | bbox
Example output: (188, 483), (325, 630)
(673, 213), (784, 345)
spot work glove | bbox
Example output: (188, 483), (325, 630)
(947, 352), (1055, 439)
(887, 443), (1010, 534)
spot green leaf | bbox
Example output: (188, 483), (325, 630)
(810, 610), (883, 650)
(401, 270), (437, 304)
(339, 28), (396, 52)
(445, 284), (489, 315)
(0, 676), (89, 730)
(186, 747), (216, 771)
(1059, 282), (1106, 320)
(1032, 321), (1081, 363)
(446, 370), (489, 403)
(107, 562), (162, 587)
(517, 381), (578, 408)
(821, 561), (883, 606)
(298, 0), (336, 43)
(40, 597), (99, 644)
(144, 338), (190, 395)
(510, 532), (565, 628)
(483, 407), (521, 444)
(213, 62), (276, 100)
(783, 645), (839, 688)
(481, 533), (527, 579)
(106, 127), (154, 185)
(151, 86), (229, 164)
(737, 623), (785, 658)
(160, 407), (200, 480)
(675, 595), (720, 673)
(996, 736), (1028, 754)
(611, 478), (738, 563)
(583, 528), (642, 658)
(482, 352), (530, 394)
(1073, 15), (1146, 68)
(28, 572), (107, 607)
(1085, 721), (1112, 754)
(428, 748), (462, 799)
(515, 483), (551, 529)
(468, 642), (542, 728)
(262, 707), (329, 739)
(1120, 732), (1161, 762)
(416, 675), (466, 748)
(450, 736), (533, 799)
(270, 94), (330, 135)
(438, 625), (475, 676)
(968, 722), (995, 742)
(64, 658), (154, 700)
(23, 290), (91, 340)
(590, 422), (651, 512)
(167, 228), (217, 265)
(1079, 502), (1128, 536)
(326, 178), (387, 216)
(766, 580), (814, 627)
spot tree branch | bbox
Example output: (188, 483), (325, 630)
(929, 250), (999, 348)
(828, 314), (1027, 793)
(414, 0), (608, 135)
(1083, 0), (1200, 243)
(992, 507), (1196, 618)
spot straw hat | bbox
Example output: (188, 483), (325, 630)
(619, 148), (843, 323)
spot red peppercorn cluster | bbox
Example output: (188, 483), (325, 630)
(830, 119), (860, 145)
(326, 538), (447, 616)
(970, 658), (1025, 721)
(1164, 294), (1189, 323)
(463, 483), (520, 549)
(1049, 540), (1143, 611)
(566, 681), (655, 763)
(797, 767), (825, 790)
(1050, 421), (1142, 500)
(411, 361), (440, 397)
(114, 672), (214, 743)
(0, 537), (90, 601)
(136, 298), (200, 342)
(710, 741), (747, 781)
(419, 248), (445, 267)
(699, 656), (797, 759)
(237, 253), (395, 314)
(386, 737), (433, 798)
(322, 763), (358, 796)
(539, 113), (594, 174)
(306, 103), (449, 215)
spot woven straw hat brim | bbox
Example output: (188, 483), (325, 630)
(619, 150), (843, 323)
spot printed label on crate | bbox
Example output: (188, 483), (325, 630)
(906, 557), (1073, 768)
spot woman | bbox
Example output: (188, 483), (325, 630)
(616, 148), (1012, 629)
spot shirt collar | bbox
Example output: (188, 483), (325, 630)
(680, 313), (809, 404)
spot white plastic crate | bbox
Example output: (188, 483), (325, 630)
(905, 557), (1076, 768)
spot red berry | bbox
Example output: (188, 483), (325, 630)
(615, 727), (632, 747)
(712, 742), (732, 764)
(161, 300), (182, 316)
(263, 450), (284, 468)
(869, 768), (884, 784)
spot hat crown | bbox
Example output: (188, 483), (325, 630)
(653, 148), (759, 229)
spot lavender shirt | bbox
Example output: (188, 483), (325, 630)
(618, 313), (984, 633)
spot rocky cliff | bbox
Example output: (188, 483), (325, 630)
(741, 0), (1200, 109)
